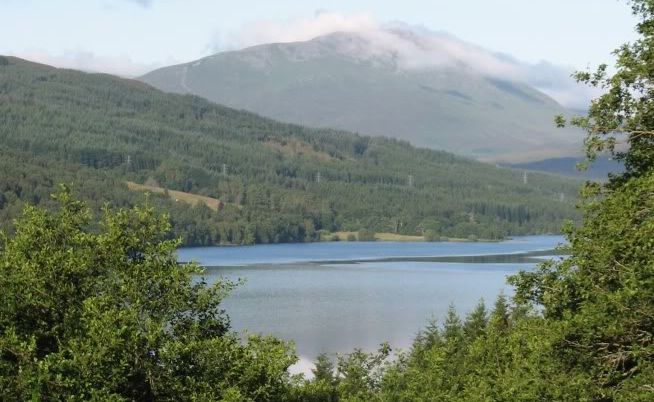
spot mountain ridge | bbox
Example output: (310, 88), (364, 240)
(141, 29), (583, 162)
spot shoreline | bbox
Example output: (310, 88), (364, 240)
(180, 233), (563, 248)
(192, 249), (565, 270)
(318, 231), (505, 243)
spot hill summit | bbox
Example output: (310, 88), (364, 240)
(141, 27), (582, 162)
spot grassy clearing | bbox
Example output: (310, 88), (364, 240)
(322, 231), (426, 242)
(320, 231), (499, 243)
(126, 181), (222, 211)
(374, 232), (425, 242)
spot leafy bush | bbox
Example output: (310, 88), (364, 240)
(0, 186), (296, 400)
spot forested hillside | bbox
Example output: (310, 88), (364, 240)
(0, 56), (579, 246)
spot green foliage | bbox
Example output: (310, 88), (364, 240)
(510, 1), (654, 397)
(0, 57), (579, 246)
(509, 170), (654, 399)
(375, 297), (591, 402)
(462, 300), (488, 341)
(335, 344), (391, 402)
(313, 353), (336, 385)
(299, 353), (339, 402)
(0, 186), (296, 400)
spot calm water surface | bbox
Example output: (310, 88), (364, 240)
(177, 236), (564, 370)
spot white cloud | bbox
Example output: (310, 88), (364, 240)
(122, 0), (153, 7)
(213, 12), (594, 109)
(212, 11), (379, 51)
(519, 60), (601, 110)
(7, 49), (167, 77)
(8, 11), (594, 108)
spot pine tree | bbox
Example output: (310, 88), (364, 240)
(463, 299), (488, 341)
(489, 293), (510, 332)
(443, 304), (464, 344)
(312, 353), (335, 384)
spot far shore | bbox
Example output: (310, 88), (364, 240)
(318, 231), (505, 243)
(177, 233), (564, 249)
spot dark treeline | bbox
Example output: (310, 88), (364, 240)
(0, 56), (579, 245)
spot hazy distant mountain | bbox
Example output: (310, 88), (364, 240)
(508, 156), (623, 180)
(141, 29), (583, 162)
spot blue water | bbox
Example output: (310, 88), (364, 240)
(178, 236), (564, 370)
(177, 235), (563, 266)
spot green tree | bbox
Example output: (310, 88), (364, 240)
(312, 353), (336, 384)
(335, 344), (391, 402)
(295, 353), (339, 402)
(488, 293), (510, 332)
(442, 305), (464, 345)
(412, 318), (442, 353)
(0, 186), (296, 400)
(462, 300), (488, 341)
(511, 0), (654, 398)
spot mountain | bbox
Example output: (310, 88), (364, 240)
(508, 156), (624, 180)
(0, 56), (580, 245)
(140, 29), (582, 163)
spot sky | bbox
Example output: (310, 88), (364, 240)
(0, 0), (640, 106)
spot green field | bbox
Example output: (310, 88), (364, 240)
(127, 181), (223, 211)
